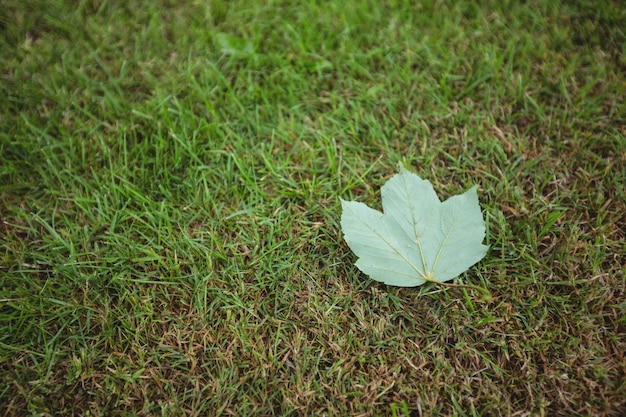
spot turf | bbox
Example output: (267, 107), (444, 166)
(1, 0), (625, 415)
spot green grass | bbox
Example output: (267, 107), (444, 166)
(1, 0), (625, 415)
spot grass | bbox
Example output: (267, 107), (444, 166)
(1, 0), (625, 415)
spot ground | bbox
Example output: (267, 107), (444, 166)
(1, 0), (625, 416)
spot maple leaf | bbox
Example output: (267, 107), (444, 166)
(340, 166), (489, 287)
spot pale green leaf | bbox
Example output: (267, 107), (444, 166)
(340, 166), (488, 287)
(215, 33), (254, 56)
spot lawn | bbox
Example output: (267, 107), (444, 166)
(1, 0), (625, 415)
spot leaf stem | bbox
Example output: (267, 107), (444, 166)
(422, 277), (491, 299)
